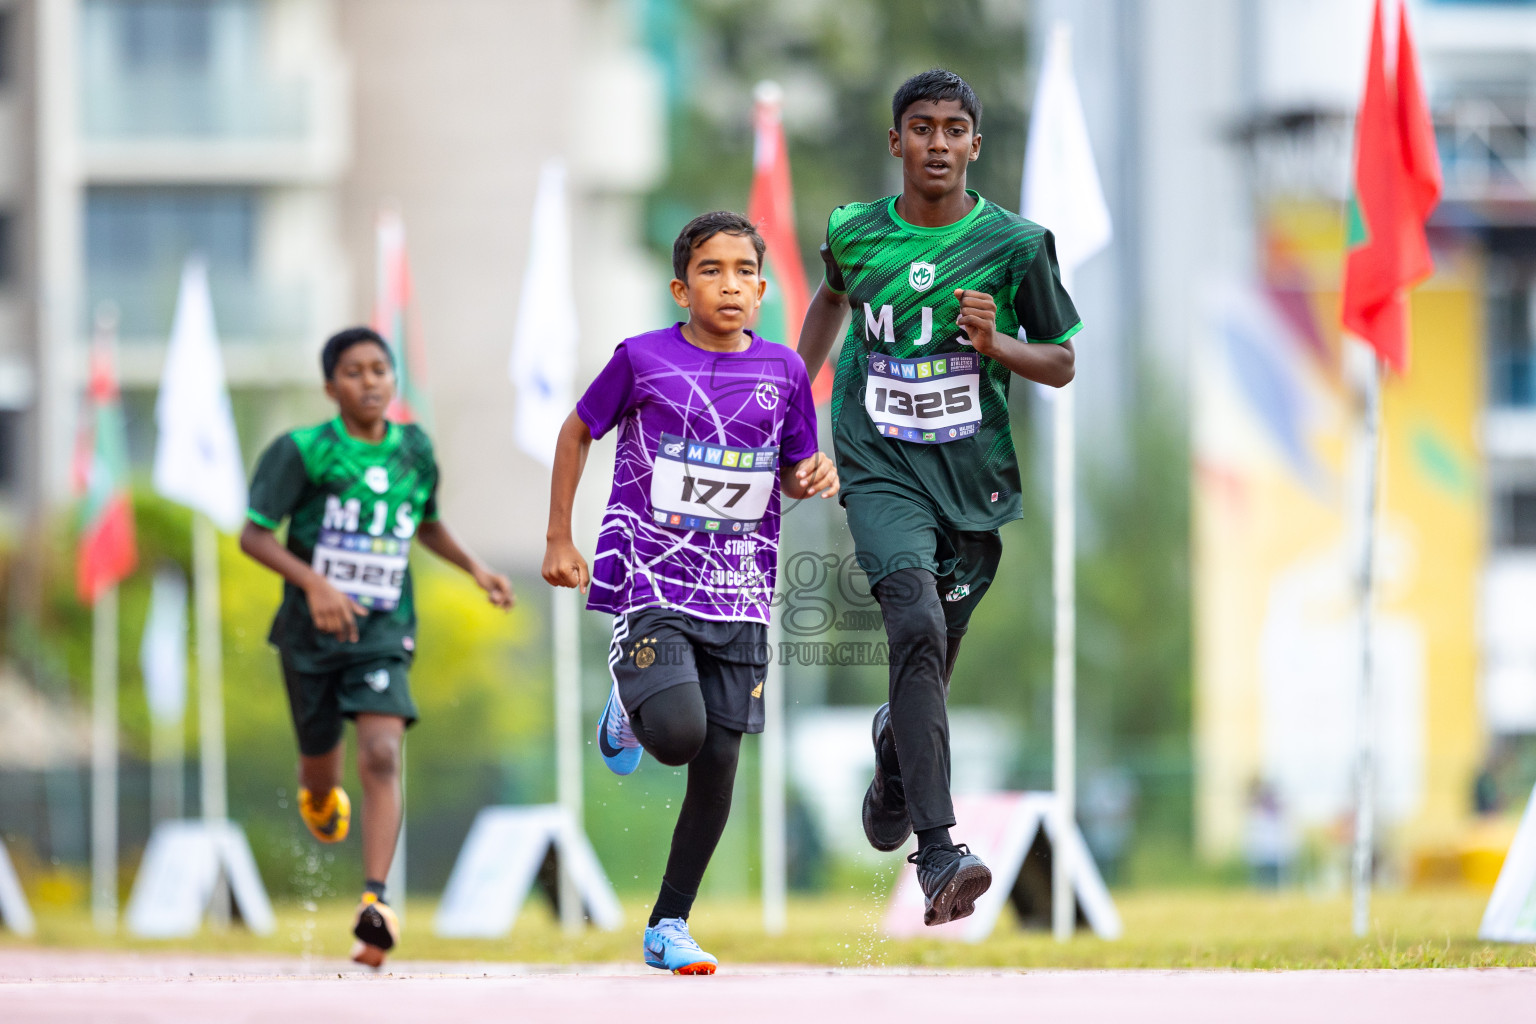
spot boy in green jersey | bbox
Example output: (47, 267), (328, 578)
(797, 69), (1081, 926)
(240, 327), (513, 966)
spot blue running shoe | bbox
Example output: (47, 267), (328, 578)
(596, 682), (642, 775)
(643, 917), (717, 975)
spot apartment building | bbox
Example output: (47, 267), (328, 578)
(9, 0), (664, 566)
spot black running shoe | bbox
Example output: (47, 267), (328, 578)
(907, 842), (992, 926)
(862, 703), (912, 852)
(349, 892), (399, 968)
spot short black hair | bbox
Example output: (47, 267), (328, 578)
(671, 211), (766, 282)
(892, 69), (982, 131)
(321, 326), (394, 380)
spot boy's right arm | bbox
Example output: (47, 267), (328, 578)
(797, 282), (849, 384)
(238, 522), (367, 643)
(542, 409), (593, 592)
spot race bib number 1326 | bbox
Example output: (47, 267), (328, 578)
(312, 532), (410, 611)
(866, 352), (983, 444)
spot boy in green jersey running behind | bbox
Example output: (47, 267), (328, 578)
(797, 69), (1081, 927)
(240, 327), (513, 966)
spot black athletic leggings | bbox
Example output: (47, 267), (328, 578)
(874, 567), (964, 832)
(630, 682), (743, 922)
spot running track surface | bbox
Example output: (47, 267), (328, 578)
(2, 952), (1532, 1023)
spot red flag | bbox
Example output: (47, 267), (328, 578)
(1341, 0), (1442, 374)
(1396, 2), (1442, 225)
(373, 209), (432, 425)
(75, 320), (137, 604)
(749, 84), (831, 403)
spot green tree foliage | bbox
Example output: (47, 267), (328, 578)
(642, 0), (1032, 268)
(3, 490), (551, 897)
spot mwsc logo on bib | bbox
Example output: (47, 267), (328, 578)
(909, 261), (936, 292)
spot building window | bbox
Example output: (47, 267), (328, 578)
(0, 410), (18, 495)
(1485, 253), (1536, 408)
(0, 212), (12, 286)
(0, 9), (12, 89)
(85, 186), (257, 337)
(119, 0), (215, 73)
(1494, 486), (1536, 549)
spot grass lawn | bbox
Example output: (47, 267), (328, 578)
(3, 886), (1533, 970)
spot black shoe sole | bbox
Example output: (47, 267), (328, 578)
(923, 860), (992, 927)
(862, 776), (913, 852)
(862, 704), (912, 853)
(353, 905), (396, 951)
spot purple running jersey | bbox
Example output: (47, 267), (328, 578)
(577, 324), (819, 623)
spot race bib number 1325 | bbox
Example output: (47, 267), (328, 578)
(866, 352), (983, 444)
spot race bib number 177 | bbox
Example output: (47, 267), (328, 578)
(649, 433), (778, 534)
(866, 352), (983, 444)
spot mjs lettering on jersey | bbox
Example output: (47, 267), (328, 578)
(312, 493), (420, 612)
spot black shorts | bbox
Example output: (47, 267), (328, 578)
(279, 653), (418, 756)
(609, 607), (770, 734)
(843, 490), (1003, 636)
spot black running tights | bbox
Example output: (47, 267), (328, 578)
(629, 683), (743, 922)
(874, 567), (964, 832)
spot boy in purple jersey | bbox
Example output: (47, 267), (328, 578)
(543, 211), (837, 974)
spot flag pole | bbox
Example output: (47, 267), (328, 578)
(554, 585), (583, 932)
(193, 511), (230, 926)
(90, 583), (118, 933)
(144, 568), (189, 825)
(1051, 325), (1076, 944)
(1020, 22), (1111, 940)
(149, 706), (185, 824)
(749, 80), (799, 934)
(761, 617), (787, 934)
(1351, 357), (1383, 937)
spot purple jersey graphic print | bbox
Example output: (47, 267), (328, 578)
(577, 324), (819, 623)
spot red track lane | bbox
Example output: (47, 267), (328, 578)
(1, 952), (1532, 1023)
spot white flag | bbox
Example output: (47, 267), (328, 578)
(509, 160), (579, 469)
(152, 257), (247, 531)
(1022, 21), (1113, 286)
(140, 568), (189, 727)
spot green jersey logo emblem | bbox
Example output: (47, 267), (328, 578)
(909, 261), (936, 292)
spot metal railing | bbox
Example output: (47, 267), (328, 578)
(1435, 96), (1536, 199)
(82, 69), (312, 142)
(84, 270), (311, 343)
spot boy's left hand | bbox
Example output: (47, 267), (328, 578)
(955, 289), (998, 355)
(474, 566), (515, 610)
(790, 451), (839, 499)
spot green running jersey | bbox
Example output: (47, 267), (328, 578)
(247, 418), (440, 671)
(822, 192), (1081, 529)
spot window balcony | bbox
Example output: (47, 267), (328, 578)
(85, 269), (310, 347)
(79, 0), (347, 184)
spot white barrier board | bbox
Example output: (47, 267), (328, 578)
(1480, 782), (1536, 942)
(126, 820), (274, 937)
(885, 791), (1121, 942)
(435, 805), (623, 937)
(0, 840), (35, 936)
